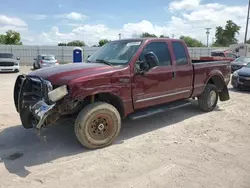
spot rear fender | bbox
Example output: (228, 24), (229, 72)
(205, 71), (230, 102)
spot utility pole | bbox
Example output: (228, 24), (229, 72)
(244, 0), (250, 43)
(118, 33), (121, 40)
(171, 34), (174, 39)
(205, 28), (211, 47)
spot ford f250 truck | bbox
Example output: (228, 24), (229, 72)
(14, 38), (231, 149)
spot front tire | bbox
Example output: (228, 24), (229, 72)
(75, 102), (121, 149)
(198, 84), (218, 112)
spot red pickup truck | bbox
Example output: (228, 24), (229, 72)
(14, 38), (231, 149)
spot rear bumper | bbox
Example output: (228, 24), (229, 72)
(0, 65), (19, 72)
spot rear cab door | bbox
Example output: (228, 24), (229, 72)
(169, 40), (193, 99)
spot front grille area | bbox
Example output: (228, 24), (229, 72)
(14, 75), (52, 112)
(0, 62), (14, 66)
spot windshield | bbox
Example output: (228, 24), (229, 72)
(235, 57), (250, 62)
(42, 55), (56, 60)
(0, 53), (15, 59)
(87, 40), (143, 65)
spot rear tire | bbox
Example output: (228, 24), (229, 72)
(198, 84), (218, 112)
(75, 102), (121, 149)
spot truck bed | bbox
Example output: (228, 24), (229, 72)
(191, 60), (231, 97)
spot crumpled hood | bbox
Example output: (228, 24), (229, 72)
(28, 62), (115, 85)
(0, 58), (18, 62)
(237, 67), (250, 77)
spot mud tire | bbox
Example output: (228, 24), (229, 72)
(75, 102), (121, 149)
(198, 84), (218, 112)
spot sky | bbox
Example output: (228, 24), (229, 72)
(0, 0), (248, 46)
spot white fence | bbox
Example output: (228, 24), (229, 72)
(0, 45), (100, 66)
(0, 45), (227, 66)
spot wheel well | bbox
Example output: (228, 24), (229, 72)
(90, 93), (125, 117)
(207, 75), (224, 92)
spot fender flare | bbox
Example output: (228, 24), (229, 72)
(204, 70), (225, 92)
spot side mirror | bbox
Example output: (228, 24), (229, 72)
(87, 55), (90, 58)
(135, 61), (148, 74)
(16, 57), (20, 60)
(144, 52), (159, 69)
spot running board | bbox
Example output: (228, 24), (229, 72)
(128, 99), (192, 120)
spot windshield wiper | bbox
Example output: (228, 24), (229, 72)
(95, 59), (114, 67)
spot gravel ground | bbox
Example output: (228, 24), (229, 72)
(0, 66), (250, 188)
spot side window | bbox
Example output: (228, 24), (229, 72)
(172, 41), (188, 65)
(139, 42), (171, 66)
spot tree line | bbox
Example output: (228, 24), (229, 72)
(1, 20), (249, 47)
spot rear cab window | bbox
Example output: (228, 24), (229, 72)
(139, 42), (172, 66)
(172, 41), (188, 65)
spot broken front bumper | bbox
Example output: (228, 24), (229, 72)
(14, 75), (68, 129)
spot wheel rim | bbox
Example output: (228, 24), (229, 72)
(88, 113), (114, 141)
(208, 90), (217, 107)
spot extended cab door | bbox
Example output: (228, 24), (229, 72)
(132, 40), (179, 109)
(169, 40), (193, 99)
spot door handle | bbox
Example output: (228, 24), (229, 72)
(172, 71), (176, 79)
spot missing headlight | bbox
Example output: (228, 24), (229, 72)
(48, 85), (68, 102)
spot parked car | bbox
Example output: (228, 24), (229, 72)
(14, 38), (231, 149)
(198, 49), (237, 63)
(0, 52), (20, 73)
(231, 56), (250, 73)
(33, 54), (59, 69)
(210, 49), (238, 59)
(231, 62), (250, 89)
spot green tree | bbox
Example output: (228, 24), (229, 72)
(179, 36), (205, 47)
(99, 39), (110, 47)
(159, 35), (169, 38)
(67, 40), (85, 47)
(1, 30), (22, 45)
(58, 43), (67, 46)
(246, 39), (250, 44)
(140, 32), (157, 38)
(213, 20), (241, 46)
(0, 34), (5, 44)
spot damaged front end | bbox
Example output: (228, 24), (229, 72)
(14, 75), (68, 130)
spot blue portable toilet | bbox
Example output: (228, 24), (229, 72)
(73, 47), (84, 63)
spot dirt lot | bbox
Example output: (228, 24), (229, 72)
(0, 66), (250, 188)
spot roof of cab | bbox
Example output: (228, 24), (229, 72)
(111, 37), (180, 43)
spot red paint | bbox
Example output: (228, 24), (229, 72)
(28, 38), (231, 117)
